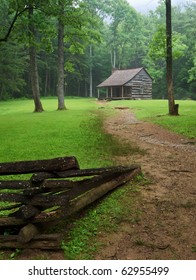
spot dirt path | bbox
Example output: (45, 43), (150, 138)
(95, 108), (196, 260)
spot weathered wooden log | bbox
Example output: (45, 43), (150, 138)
(0, 234), (62, 249)
(0, 156), (80, 175)
(30, 166), (137, 182)
(0, 216), (30, 226)
(10, 205), (40, 219)
(55, 165), (139, 178)
(33, 165), (142, 223)
(0, 217), (26, 227)
(0, 209), (61, 227)
(0, 180), (31, 189)
(30, 194), (69, 207)
(17, 223), (39, 243)
(24, 168), (136, 204)
(65, 166), (142, 218)
(0, 165), (141, 226)
(0, 193), (27, 203)
(23, 180), (78, 196)
(30, 172), (57, 182)
(61, 167), (137, 201)
(0, 192), (69, 207)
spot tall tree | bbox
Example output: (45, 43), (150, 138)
(0, 0), (44, 111)
(166, 0), (178, 115)
(56, 0), (66, 110)
(107, 0), (139, 69)
(28, 3), (44, 112)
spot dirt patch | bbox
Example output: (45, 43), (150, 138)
(95, 108), (196, 260)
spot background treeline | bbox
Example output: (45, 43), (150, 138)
(0, 0), (195, 101)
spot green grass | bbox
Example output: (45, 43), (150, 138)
(0, 97), (195, 259)
(0, 98), (143, 165)
(106, 100), (196, 139)
(0, 98), (100, 165)
(0, 97), (144, 259)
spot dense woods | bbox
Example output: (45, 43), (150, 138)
(0, 0), (195, 104)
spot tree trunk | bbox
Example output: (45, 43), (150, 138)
(28, 5), (44, 112)
(57, 1), (66, 110)
(89, 44), (93, 97)
(166, 0), (179, 115)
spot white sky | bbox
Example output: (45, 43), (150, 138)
(127, 0), (194, 13)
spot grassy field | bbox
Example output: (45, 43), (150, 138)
(107, 99), (196, 138)
(0, 97), (143, 259)
(0, 98), (101, 165)
(0, 97), (195, 259)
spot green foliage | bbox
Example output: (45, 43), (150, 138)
(192, 245), (196, 253)
(107, 0), (140, 68)
(148, 25), (187, 61)
(188, 46), (196, 82)
(0, 0), (195, 100)
(0, 42), (28, 99)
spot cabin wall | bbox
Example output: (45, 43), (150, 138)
(125, 69), (152, 99)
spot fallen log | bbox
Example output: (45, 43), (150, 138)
(65, 166), (141, 218)
(0, 193), (27, 203)
(0, 208), (62, 227)
(63, 167), (137, 201)
(0, 192), (69, 207)
(0, 181), (31, 189)
(55, 165), (139, 178)
(0, 234), (62, 249)
(0, 165), (141, 228)
(31, 172), (58, 182)
(33, 165), (141, 223)
(30, 165), (137, 182)
(23, 180), (78, 196)
(10, 205), (41, 219)
(0, 156), (80, 175)
(17, 223), (40, 244)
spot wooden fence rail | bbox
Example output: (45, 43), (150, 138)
(0, 156), (141, 249)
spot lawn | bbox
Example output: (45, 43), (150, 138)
(0, 98), (111, 166)
(0, 97), (195, 259)
(0, 97), (143, 259)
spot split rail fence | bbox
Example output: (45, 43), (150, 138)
(0, 156), (141, 249)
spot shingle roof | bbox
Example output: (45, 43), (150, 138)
(97, 67), (144, 88)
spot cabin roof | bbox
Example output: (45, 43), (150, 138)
(97, 67), (152, 88)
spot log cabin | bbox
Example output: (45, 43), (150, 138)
(97, 67), (152, 100)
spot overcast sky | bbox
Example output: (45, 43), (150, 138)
(127, 0), (194, 13)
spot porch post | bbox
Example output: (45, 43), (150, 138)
(122, 86), (124, 98)
(106, 87), (109, 98)
(111, 87), (113, 99)
(97, 88), (100, 99)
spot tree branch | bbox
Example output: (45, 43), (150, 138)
(0, 7), (29, 43)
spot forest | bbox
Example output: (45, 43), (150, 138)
(0, 0), (195, 109)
